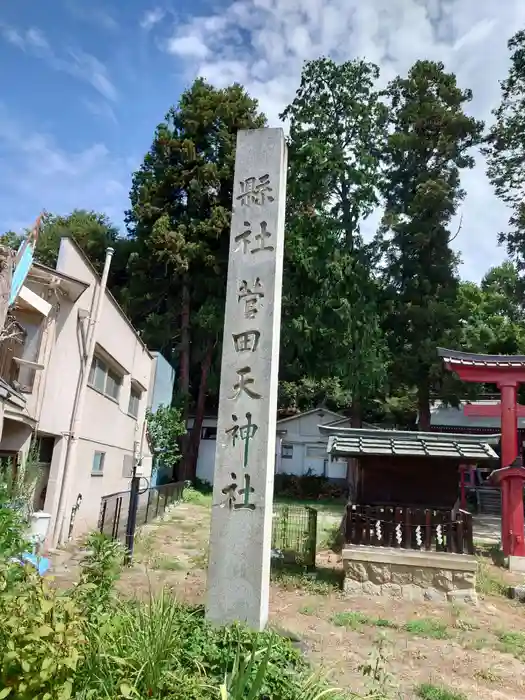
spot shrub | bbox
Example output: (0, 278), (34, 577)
(274, 473), (346, 501)
(76, 596), (313, 699)
(74, 532), (125, 611)
(0, 560), (86, 699)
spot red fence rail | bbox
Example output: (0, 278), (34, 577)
(344, 504), (474, 555)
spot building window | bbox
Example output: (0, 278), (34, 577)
(282, 444), (293, 459)
(201, 426), (218, 440)
(88, 356), (122, 401)
(306, 446), (326, 459)
(128, 386), (141, 418)
(91, 451), (105, 475)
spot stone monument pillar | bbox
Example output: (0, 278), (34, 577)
(206, 128), (287, 630)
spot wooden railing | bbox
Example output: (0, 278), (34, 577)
(345, 504), (474, 555)
(0, 330), (23, 386)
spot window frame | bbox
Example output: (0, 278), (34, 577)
(91, 451), (105, 476)
(88, 355), (122, 403)
(281, 443), (294, 459)
(201, 426), (218, 440)
(128, 386), (142, 418)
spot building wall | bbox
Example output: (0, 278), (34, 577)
(191, 417), (219, 485)
(194, 410), (348, 485)
(39, 239), (154, 539)
(149, 352), (175, 412)
(278, 410), (347, 480)
(358, 455), (459, 508)
(147, 352), (176, 486)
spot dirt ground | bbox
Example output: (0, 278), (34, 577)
(50, 502), (525, 700)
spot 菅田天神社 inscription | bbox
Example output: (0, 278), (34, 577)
(206, 129), (287, 631)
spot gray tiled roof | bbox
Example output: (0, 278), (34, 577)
(438, 347), (525, 367)
(319, 426), (499, 461)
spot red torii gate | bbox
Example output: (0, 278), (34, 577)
(438, 348), (525, 560)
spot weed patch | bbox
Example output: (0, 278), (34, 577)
(497, 630), (525, 659)
(331, 611), (397, 631)
(299, 604), (317, 616)
(152, 555), (185, 571)
(182, 487), (212, 507)
(403, 618), (449, 639)
(416, 683), (468, 700)
(271, 565), (342, 595)
(476, 557), (508, 597)
(190, 551), (209, 569)
(474, 667), (501, 683)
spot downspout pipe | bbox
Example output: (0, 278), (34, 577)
(51, 247), (114, 547)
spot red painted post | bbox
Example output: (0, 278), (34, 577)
(499, 383), (519, 468)
(499, 383), (519, 555)
(508, 474), (525, 557)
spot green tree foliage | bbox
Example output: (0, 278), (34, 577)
(458, 262), (525, 355)
(34, 210), (121, 272)
(0, 230), (23, 250)
(125, 78), (266, 478)
(379, 60), (484, 428)
(146, 404), (186, 471)
(1, 210), (130, 302)
(486, 30), (525, 275)
(280, 58), (388, 425)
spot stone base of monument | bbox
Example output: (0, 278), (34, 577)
(342, 546), (478, 605)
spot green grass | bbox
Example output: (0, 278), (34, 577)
(152, 555), (186, 571)
(299, 604), (317, 616)
(475, 557), (508, 597)
(415, 683), (468, 700)
(189, 551), (209, 569)
(271, 565), (343, 596)
(331, 611), (397, 631)
(403, 619), (450, 639)
(497, 630), (525, 660)
(182, 487), (213, 507)
(273, 497), (345, 514)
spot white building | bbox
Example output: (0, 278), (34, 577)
(192, 407), (353, 485)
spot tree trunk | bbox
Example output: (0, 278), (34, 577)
(179, 279), (191, 399)
(176, 280), (191, 480)
(417, 382), (431, 431)
(185, 342), (215, 482)
(346, 397), (362, 496)
(350, 396), (362, 428)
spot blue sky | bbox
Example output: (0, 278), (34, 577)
(0, 0), (524, 282)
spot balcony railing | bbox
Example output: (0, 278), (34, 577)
(0, 321), (25, 387)
(345, 504), (474, 555)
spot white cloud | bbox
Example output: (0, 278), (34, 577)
(0, 23), (118, 103)
(140, 7), (165, 31)
(167, 34), (210, 59)
(63, 1), (120, 32)
(0, 23), (49, 51)
(82, 98), (118, 125)
(67, 50), (118, 102)
(0, 108), (130, 234)
(162, 0), (525, 281)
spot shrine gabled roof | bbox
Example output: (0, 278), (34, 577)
(438, 347), (525, 368)
(319, 425), (500, 461)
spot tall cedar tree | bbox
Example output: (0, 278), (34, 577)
(125, 79), (266, 480)
(380, 60), (484, 429)
(486, 30), (525, 282)
(279, 58), (387, 426)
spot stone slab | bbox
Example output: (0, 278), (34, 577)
(509, 555), (525, 573)
(342, 545), (477, 572)
(206, 129), (287, 631)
